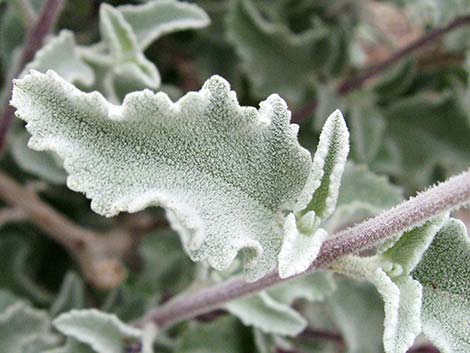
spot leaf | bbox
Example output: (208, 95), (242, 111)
(301, 110), (349, 219)
(23, 30), (94, 86)
(381, 215), (447, 273)
(226, 0), (325, 103)
(99, 4), (160, 91)
(325, 163), (403, 232)
(226, 292), (307, 336)
(118, 0), (210, 50)
(327, 279), (385, 353)
(412, 218), (470, 353)
(385, 92), (470, 188)
(177, 316), (251, 353)
(0, 303), (52, 353)
(227, 272), (335, 335)
(50, 272), (86, 317)
(53, 309), (144, 353)
(278, 110), (348, 277)
(43, 339), (96, 353)
(278, 212), (327, 278)
(0, 289), (20, 313)
(11, 70), (312, 281)
(368, 270), (422, 353)
(11, 127), (67, 184)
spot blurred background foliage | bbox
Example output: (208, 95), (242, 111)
(0, 0), (468, 352)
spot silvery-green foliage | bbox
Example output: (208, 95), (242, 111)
(53, 309), (153, 353)
(226, 0), (324, 104)
(11, 70), (313, 281)
(23, 30), (94, 87)
(325, 162), (403, 232)
(406, 0), (470, 26)
(11, 127), (67, 184)
(278, 110), (349, 278)
(332, 215), (448, 353)
(226, 272), (336, 336)
(412, 218), (470, 353)
(49, 272), (86, 317)
(0, 302), (55, 353)
(43, 339), (95, 353)
(327, 279), (385, 353)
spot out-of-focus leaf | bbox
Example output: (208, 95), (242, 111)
(50, 272), (86, 317)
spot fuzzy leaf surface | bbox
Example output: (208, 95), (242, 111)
(412, 218), (470, 353)
(11, 71), (312, 281)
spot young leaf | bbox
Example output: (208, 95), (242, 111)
(53, 309), (144, 353)
(278, 212), (327, 278)
(50, 272), (86, 317)
(0, 303), (52, 353)
(99, 4), (160, 90)
(412, 218), (470, 353)
(11, 70), (312, 281)
(118, 0), (210, 50)
(301, 109), (349, 219)
(23, 30), (94, 86)
(225, 292), (307, 336)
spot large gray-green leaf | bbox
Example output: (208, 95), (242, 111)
(118, 0), (210, 50)
(53, 309), (144, 353)
(23, 30), (94, 86)
(226, 0), (325, 103)
(327, 279), (385, 353)
(412, 218), (470, 353)
(12, 70), (312, 281)
(0, 303), (52, 353)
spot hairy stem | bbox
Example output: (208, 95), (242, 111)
(0, 0), (65, 153)
(292, 14), (470, 124)
(140, 169), (470, 329)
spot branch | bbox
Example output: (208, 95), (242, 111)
(139, 169), (470, 329)
(0, 0), (65, 153)
(0, 171), (129, 289)
(292, 15), (470, 124)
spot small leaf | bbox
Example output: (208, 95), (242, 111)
(118, 0), (210, 50)
(0, 303), (51, 353)
(369, 270), (422, 353)
(412, 218), (470, 353)
(99, 4), (160, 90)
(301, 109), (349, 220)
(53, 309), (143, 353)
(23, 30), (94, 86)
(50, 272), (86, 317)
(12, 71), (311, 281)
(278, 212), (327, 278)
(225, 292), (307, 336)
